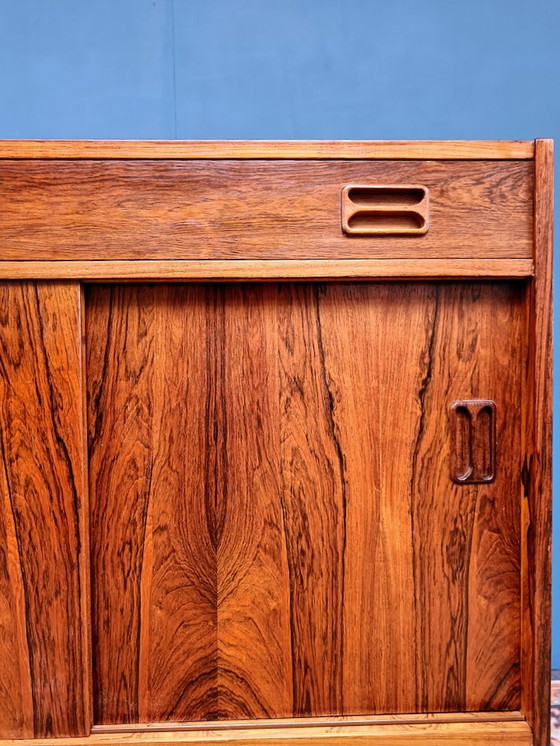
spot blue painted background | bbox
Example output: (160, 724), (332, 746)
(0, 0), (558, 665)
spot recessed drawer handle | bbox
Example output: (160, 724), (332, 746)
(341, 184), (430, 235)
(450, 400), (496, 484)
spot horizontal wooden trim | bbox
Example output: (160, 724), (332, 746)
(0, 139), (535, 160)
(0, 719), (532, 746)
(0, 160), (533, 262)
(92, 711), (526, 733)
(0, 259), (534, 281)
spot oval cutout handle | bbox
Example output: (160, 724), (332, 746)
(450, 400), (496, 484)
(341, 184), (429, 235)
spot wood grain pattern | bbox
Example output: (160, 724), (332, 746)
(135, 286), (219, 721)
(0, 160), (533, 261)
(0, 282), (90, 738)
(0, 258), (534, 280)
(87, 282), (523, 725)
(0, 139), (534, 160)
(276, 285), (346, 715)
(0, 718), (534, 746)
(88, 286), (219, 723)
(219, 286), (292, 718)
(520, 138), (553, 746)
(410, 284), (524, 712)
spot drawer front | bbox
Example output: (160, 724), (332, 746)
(0, 159), (532, 261)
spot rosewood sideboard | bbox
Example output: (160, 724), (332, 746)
(0, 139), (552, 746)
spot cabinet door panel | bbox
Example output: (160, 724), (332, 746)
(408, 284), (523, 711)
(86, 282), (523, 725)
(87, 286), (218, 723)
(0, 282), (89, 738)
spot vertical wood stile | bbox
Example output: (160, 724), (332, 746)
(521, 138), (553, 746)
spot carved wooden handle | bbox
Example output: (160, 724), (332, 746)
(450, 400), (496, 484)
(341, 184), (429, 235)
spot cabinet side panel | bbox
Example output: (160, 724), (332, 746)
(521, 139), (553, 746)
(0, 281), (90, 738)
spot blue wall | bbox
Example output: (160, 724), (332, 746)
(0, 0), (558, 665)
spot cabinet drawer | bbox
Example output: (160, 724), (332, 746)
(0, 159), (532, 261)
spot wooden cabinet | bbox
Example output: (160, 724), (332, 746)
(0, 140), (551, 746)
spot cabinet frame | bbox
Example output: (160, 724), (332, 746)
(0, 139), (551, 746)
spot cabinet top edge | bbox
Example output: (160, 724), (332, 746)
(0, 139), (538, 160)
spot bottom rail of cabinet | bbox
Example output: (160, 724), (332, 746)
(0, 713), (533, 746)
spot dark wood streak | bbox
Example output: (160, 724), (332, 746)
(28, 285), (85, 733)
(465, 286), (524, 711)
(409, 285), (440, 712)
(277, 284), (345, 716)
(0, 282), (89, 738)
(313, 285), (347, 711)
(88, 286), (155, 722)
(0, 398), (34, 738)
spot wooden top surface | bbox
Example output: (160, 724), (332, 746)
(0, 139), (535, 160)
